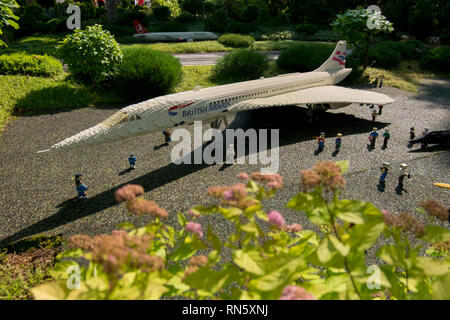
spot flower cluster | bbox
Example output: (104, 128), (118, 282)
(267, 210), (302, 232)
(69, 230), (164, 274)
(185, 255), (209, 277)
(126, 197), (169, 218)
(279, 285), (317, 300)
(419, 200), (449, 221)
(237, 172), (249, 180)
(115, 184), (144, 203)
(382, 210), (426, 237)
(300, 161), (346, 191)
(186, 221), (203, 238)
(250, 172), (283, 189)
(207, 183), (256, 209)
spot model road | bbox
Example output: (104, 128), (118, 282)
(0, 80), (449, 250)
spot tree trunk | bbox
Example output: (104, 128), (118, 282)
(106, 0), (118, 23)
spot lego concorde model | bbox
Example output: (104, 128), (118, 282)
(39, 41), (395, 152)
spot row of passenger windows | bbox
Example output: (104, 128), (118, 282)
(208, 80), (324, 106)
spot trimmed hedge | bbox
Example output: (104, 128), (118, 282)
(371, 40), (428, 60)
(217, 34), (255, 48)
(0, 52), (63, 77)
(276, 43), (335, 72)
(113, 47), (182, 101)
(419, 46), (450, 72)
(213, 49), (269, 82)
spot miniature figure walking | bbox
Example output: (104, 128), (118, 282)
(420, 128), (429, 149)
(382, 129), (390, 149)
(162, 129), (171, 144)
(396, 163), (411, 194)
(378, 104), (383, 115)
(335, 133), (342, 152)
(378, 75), (384, 88)
(378, 162), (390, 191)
(369, 127), (379, 149)
(75, 173), (88, 199)
(128, 153), (137, 169)
(371, 109), (378, 122)
(408, 127), (415, 148)
(317, 132), (325, 151)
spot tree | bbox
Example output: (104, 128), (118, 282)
(0, 0), (19, 47)
(331, 7), (394, 69)
(106, 0), (118, 23)
(180, 0), (204, 17)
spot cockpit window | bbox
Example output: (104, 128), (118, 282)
(99, 111), (128, 129)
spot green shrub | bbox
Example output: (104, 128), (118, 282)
(226, 22), (250, 34)
(217, 33), (254, 48)
(157, 21), (188, 32)
(295, 24), (320, 35)
(36, 0), (55, 8)
(204, 18), (226, 33)
(103, 24), (135, 37)
(57, 25), (123, 85)
(113, 47), (182, 101)
(79, 2), (96, 20)
(419, 46), (450, 72)
(371, 41), (427, 60)
(153, 6), (171, 21)
(174, 12), (195, 23)
(242, 5), (259, 22)
(0, 52), (63, 77)
(440, 28), (450, 45)
(117, 7), (151, 27)
(368, 45), (401, 69)
(213, 49), (268, 82)
(261, 30), (295, 41)
(276, 43), (335, 72)
(30, 162), (450, 300)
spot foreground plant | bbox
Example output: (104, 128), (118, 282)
(32, 161), (450, 300)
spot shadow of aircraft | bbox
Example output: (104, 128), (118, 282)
(0, 106), (389, 246)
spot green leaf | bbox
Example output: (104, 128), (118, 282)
(335, 160), (349, 174)
(116, 222), (135, 230)
(286, 191), (331, 226)
(432, 273), (450, 299)
(184, 264), (240, 294)
(421, 226), (450, 243)
(233, 248), (265, 275)
(415, 257), (450, 276)
(56, 248), (84, 261)
(220, 207), (243, 220)
(169, 235), (207, 261)
(377, 245), (409, 270)
(49, 260), (80, 280)
(328, 235), (350, 257)
(347, 222), (384, 251)
(31, 281), (68, 300)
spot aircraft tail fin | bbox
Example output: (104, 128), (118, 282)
(314, 40), (347, 72)
(133, 20), (148, 34)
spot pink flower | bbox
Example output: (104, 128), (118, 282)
(186, 222), (203, 238)
(268, 210), (285, 227)
(188, 209), (201, 218)
(279, 285), (317, 300)
(237, 172), (249, 180)
(115, 184), (144, 203)
(222, 189), (235, 201)
(286, 223), (302, 232)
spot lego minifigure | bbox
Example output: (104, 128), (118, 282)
(128, 153), (137, 169)
(420, 128), (429, 149)
(379, 162), (390, 189)
(369, 127), (379, 148)
(382, 129), (390, 148)
(378, 75), (384, 88)
(410, 127), (415, 140)
(162, 129), (171, 144)
(371, 109), (378, 122)
(378, 104), (383, 115)
(317, 132), (325, 151)
(226, 144), (235, 164)
(75, 173), (88, 199)
(397, 163), (411, 191)
(335, 133), (342, 151)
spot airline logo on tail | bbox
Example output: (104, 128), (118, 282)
(133, 20), (148, 34)
(168, 102), (195, 116)
(332, 50), (346, 66)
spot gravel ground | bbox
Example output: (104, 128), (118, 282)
(0, 80), (449, 246)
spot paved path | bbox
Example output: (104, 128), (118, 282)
(0, 80), (449, 247)
(173, 51), (280, 65)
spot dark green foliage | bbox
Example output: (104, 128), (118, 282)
(0, 52), (63, 77)
(24, 4), (44, 21)
(79, 2), (97, 20)
(295, 24), (320, 35)
(175, 13), (196, 23)
(212, 49), (269, 82)
(276, 43), (335, 72)
(57, 25), (123, 85)
(204, 19), (226, 33)
(407, 0), (435, 40)
(103, 24), (135, 37)
(117, 7), (152, 27)
(36, 0), (55, 8)
(157, 21), (189, 32)
(242, 5), (259, 22)
(371, 41), (428, 61)
(180, 0), (204, 17)
(440, 28), (450, 45)
(113, 47), (182, 101)
(419, 46), (450, 72)
(226, 22), (251, 34)
(153, 6), (171, 21)
(218, 33), (254, 48)
(368, 44), (401, 69)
